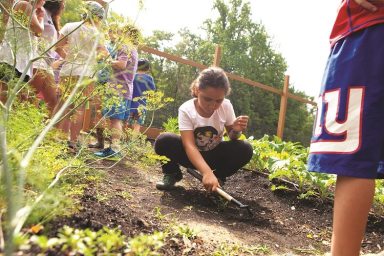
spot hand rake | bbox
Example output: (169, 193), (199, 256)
(186, 168), (253, 216)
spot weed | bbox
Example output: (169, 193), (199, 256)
(153, 206), (166, 221)
(119, 191), (133, 200)
(127, 231), (166, 256)
(212, 242), (270, 255)
(162, 117), (179, 134)
(172, 224), (197, 240)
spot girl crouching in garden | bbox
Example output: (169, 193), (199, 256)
(154, 67), (253, 192)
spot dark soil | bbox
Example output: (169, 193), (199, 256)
(46, 158), (384, 255)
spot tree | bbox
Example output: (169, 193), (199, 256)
(60, 0), (84, 25)
(143, 0), (313, 144)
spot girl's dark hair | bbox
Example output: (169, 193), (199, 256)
(137, 58), (150, 72)
(44, 0), (65, 31)
(190, 67), (231, 97)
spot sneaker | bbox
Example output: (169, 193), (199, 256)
(94, 147), (122, 159)
(156, 172), (183, 190)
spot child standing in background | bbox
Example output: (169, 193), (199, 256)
(307, 0), (384, 255)
(154, 67), (253, 192)
(93, 23), (140, 158)
(54, 0), (105, 151)
(29, 0), (65, 116)
(128, 58), (156, 133)
(0, 0), (45, 102)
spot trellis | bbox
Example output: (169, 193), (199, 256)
(140, 45), (316, 139)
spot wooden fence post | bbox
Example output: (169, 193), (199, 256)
(277, 75), (289, 139)
(140, 46), (316, 140)
(213, 45), (222, 67)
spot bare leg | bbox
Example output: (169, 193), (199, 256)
(69, 108), (84, 143)
(110, 118), (122, 150)
(132, 123), (141, 133)
(57, 116), (70, 137)
(0, 81), (8, 103)
(29, 69), (58, 116)
(331, 176), (375, 256)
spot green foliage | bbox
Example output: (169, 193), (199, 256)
(27, 226), (126, 255)
(144, 90), (174, 112)
(212, 242), (270, 256)
(120, 129), (160, 170)
(247, 135), (384, 214)
(162, 117), (178, 134)
(153, 206), (166, 221)
(1, 102), (105, 256)
(172, 224), (197, 240)
(127, 231), (166, 256)
(140, 0), (314, 144)
(247, 135), (336, 200)
(0, 102), (93, 225)
(60, 0), (83, 25)
(374, 181), (384, 214)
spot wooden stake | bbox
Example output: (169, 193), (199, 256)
(277, 75), (289, 139)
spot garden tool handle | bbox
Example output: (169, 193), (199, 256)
(187, 168), (238, 203)
(186, 167), (203, 182)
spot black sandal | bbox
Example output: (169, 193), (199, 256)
(67, 141), (80, 153)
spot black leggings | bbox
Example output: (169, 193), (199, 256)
(154, 132), (253, 179)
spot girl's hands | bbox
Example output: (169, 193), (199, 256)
(232, 115), (249, 132)
(35, 7), (45, 20)
(202, 172), (220, 192)
(354, 0), (384, 11)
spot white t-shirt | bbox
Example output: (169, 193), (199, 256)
(0, 1), (37, 77)
(178, 98), (236, 151)
(59, 21), (101, 77)
(34, 10), (58, 72)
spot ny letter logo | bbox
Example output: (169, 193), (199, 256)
(310, 87), (365, 154)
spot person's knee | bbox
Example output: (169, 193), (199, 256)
(243, 141), (253, 161)
(154, 132), (178, 155)
(233, 140), (253, 164)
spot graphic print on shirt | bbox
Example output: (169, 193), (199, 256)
(310, 87), (365, 154)
(194, 126), (222, 151)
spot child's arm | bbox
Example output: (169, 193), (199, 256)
(180, 130), (220, 192)
(51, 33), (68, 68)
(111, 46), (130, 70)
(226, 115), (249, 140)
(354, 0), (384, 11)
(110, 59), (127, 70)
(14, 1), (45, 36)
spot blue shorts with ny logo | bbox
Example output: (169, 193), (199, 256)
(308, 24), (384, 179)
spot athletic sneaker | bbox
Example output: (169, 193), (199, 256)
(156, 172), (183, 190)
(94, 147), (121, 159)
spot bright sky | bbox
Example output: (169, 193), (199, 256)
(109, 0), (341, 98)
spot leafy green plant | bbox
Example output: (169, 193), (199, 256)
(247, 135), (336, 201)
(153, 206), (166, 221)
(374, 181), (384, 215)
(172, 224), (197, 240)
(26, 226), (126, 255)
(127, 231), (166, 256)
(162, 117), (179, 134)
(212, 242), (270, 255)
